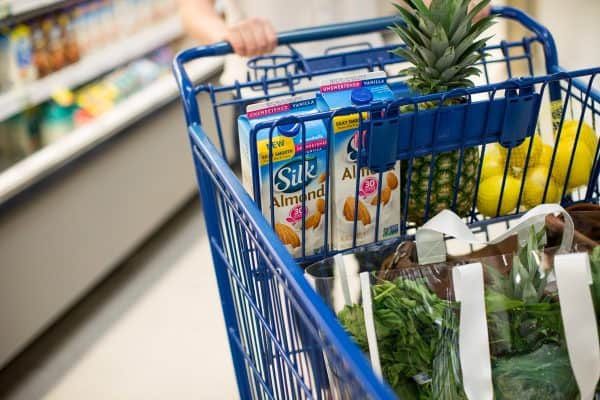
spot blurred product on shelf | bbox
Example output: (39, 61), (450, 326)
(40, 90), (76, 146)
(0, 44), (176, 170)
(0, 113), (35, 165)
(0, 31), (9, 91)
(0, 0), (177, 93)
(73, 108), (95, 127)
(76, 54), (166, 117)
(7, 24), (37, 85)
(32, 20), (52, 77)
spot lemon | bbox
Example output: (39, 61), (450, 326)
(481, 160), (504, 181)
(483, 143), (506, 163)
(477, 175), (521, 217)
(539, 143), (554, 167)
(551, 137), (594, 189)
(480, 144), (506, 181)
(499, 134), (542, 173)
(522, 165), (561, 207)
(556, 120), (598, 154)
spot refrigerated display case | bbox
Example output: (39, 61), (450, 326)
(0, 1), (225, 368)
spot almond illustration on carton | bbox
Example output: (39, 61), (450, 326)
(343, 197), (371, 226)
(318, 172), (326, 184)
(275, 223), (300, 248)
(305, 212), (321, 230)
(316, 198), (325, 214)
(370, 186), (391, 206)
(387, 172), (399, 190)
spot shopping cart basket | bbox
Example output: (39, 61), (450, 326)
(173, 6), (600, 399)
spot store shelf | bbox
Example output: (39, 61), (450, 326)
(0, 57), (224, 204)
(0, 0), (64, 18)
(0, 15), (183, 122)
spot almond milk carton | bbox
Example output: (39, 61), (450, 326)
(317, 71), (401, 251)
(238, 94), (328, 258)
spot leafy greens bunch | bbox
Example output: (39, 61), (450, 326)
(337, 227), (587, 399)
(338, 277), (465, 400)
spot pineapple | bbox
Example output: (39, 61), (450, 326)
(391, 0), (495, 224)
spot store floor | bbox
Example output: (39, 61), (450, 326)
(0, 199), (238, 400)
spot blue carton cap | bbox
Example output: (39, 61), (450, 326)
(277, 122), (300, 137)
(350, 87), (373, 105)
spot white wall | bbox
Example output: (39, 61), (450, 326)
(532, 0), (600, 70)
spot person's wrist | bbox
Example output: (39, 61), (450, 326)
(202, 16), (229, 43)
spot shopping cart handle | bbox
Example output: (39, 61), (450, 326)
(492, 5), (559, 71)
(176, 16), (402, 62)
(173, 6), (559, 125)
(176, 6), (554, 63)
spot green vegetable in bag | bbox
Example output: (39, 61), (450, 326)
(492, 344), (579, 400)
(338, 277), (464, 399)
(485, 227), (564, 356)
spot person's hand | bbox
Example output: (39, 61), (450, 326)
(224, 17), (277, 57)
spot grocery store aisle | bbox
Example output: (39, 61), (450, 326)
(0, 200), (238, 400)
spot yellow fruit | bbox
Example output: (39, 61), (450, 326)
(499, 135), (542, 173)
(477, 175), (521, 217)
(522, 165), (561, 207)
(556, 120), (598, 154)
(539, 144), (554, 167)
(551, 137), (594, 189)
(484, 143), (506, 163)
(481, 160), (504, 181)
(480, 143), (507, 181)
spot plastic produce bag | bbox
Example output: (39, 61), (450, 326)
(306, 205), (600, 400)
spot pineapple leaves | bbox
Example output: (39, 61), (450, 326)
(429, 0), (457, 31)
(440, 65), (463, 81)
(402, 0), (431, 16)
(468, 15), (496, 40)
(424, 66), (442, 79)
(467, 0), (492, 22)
(417, 14), (437, 38)
(448, 0), (470, 37)
(431, 24), (450, 58)
(456, 43), (487, 66)
(390, 20), (431, 49)
(434, 46), (456, 71)
(449, 17), (470, 47)
(409, 24), (432, 48)
(392, 46), (422, 65)
(440, 65), (480, 83)
(392, 3), (419, 27)
(417, 46), (438, 66)
(390, 0), (496, 94)
(390, 24), (418, 47)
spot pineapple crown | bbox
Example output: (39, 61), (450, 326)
(391, 0), (496, 95)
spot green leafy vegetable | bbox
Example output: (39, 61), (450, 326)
(432, 306), (466, 400)
(492, 344), (578, 400)
(338, 277), (461, 399)
(485, 227), (563, 356)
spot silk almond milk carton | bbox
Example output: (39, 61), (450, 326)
(317, 71), (401, 250)
(238, 94), (328, 258)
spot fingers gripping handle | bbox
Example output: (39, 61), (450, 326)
(416, 204), (575, 265)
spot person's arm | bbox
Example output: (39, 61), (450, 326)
(177, 0), (277, 57)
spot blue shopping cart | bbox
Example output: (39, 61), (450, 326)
(173, 6), (600, 399)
